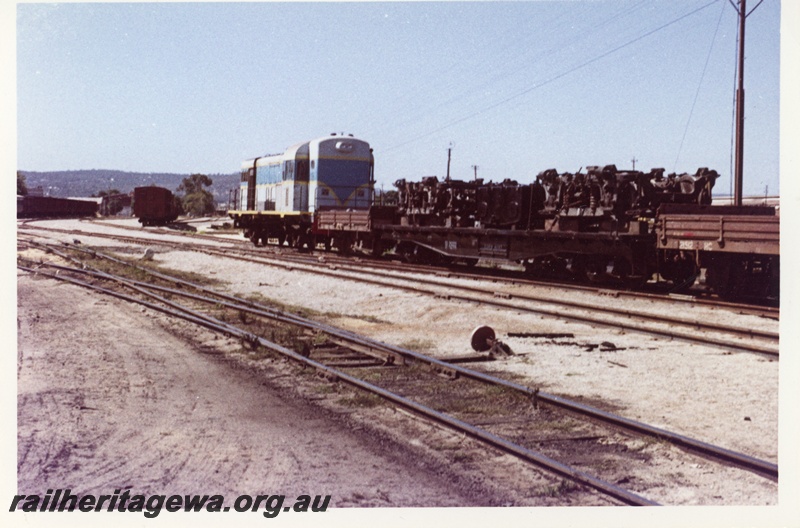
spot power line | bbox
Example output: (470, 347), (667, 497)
(383, 0), (721, 153)
(673, 0), (727, 171)
(370, 2), (647, 144)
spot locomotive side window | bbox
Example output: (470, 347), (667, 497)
(297, 160), (309, 182)
(284, 161), (295, 181)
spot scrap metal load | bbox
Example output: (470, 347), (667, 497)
(394, 165), (718, 233)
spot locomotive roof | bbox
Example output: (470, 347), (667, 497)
(242, 134), (370, 167)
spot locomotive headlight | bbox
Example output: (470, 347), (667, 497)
(335, 141), (354, 153)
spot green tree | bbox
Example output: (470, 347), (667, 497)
(17, 171), (28, 196)
(178, 173), (215, 216)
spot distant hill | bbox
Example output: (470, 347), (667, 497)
(19, 169), (240, 204)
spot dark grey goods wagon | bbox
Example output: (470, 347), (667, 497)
(133, 186), (180, 226)
(17, 195), (99, 219)
(656, 204), (779, 298)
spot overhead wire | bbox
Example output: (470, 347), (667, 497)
(381, 0), (721, 154)
(369, 1), (646, 143)
(354, 5), (581, 140)
(673, 0), (728, 171)
(392, 0), (650, 137)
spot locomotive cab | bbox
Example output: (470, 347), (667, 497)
(309, 134), (374, 212)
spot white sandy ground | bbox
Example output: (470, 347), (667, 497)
(14, 218), (786, 511)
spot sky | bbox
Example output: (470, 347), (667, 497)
(10, 1), (787, 199)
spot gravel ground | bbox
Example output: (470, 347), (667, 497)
(13, 218), (800, 524)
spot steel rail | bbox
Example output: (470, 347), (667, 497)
(288, 253), (780, 317)
(269, 254), (779, 341)
(17, 263), (658, 506)
(195, 230), (778, 317)
(177, 245), (779, 357)
(20, 221), (779, 319)
(21, 243), (778, 480)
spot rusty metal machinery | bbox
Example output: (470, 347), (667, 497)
(383, 166), (724, 288)
(394, 165), (718, 234)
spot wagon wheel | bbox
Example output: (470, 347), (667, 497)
(470, 326), (496, 352)
(705, 255), (741, 299)
(524, 256), (562, 279)
(580, 256), (609, 283)
(336, 237), (352, 255)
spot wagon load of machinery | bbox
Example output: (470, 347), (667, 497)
(393, 165), (719, 232)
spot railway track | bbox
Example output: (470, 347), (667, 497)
(270, 249), (780, 320)
(27, 218), (782, 320)
(227, 247), (779, 355)
(16, 239), (779, 505)
(18, 222), (779, 357)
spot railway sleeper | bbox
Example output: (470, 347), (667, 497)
(324, 336), (404, 366)
(429, 363), (460, 380)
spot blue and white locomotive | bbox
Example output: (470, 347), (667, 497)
(230, 133), (374, 246)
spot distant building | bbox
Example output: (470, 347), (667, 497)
(99, 193), (133, 216)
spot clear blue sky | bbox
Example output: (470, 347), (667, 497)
(13, 1), (785, 197)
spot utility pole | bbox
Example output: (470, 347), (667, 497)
(733, 0), (746, 207)
(731, 0), (764, 206)
(446, 142), (454, 182)
(471, 165), (479, 181)
(631, 157), (638, 170)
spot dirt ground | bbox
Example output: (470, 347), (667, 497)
(13, 219), (799, 525)
(16, 273), (508, 508)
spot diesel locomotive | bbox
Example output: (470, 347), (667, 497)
(228, 133), (374, 247)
